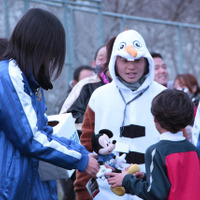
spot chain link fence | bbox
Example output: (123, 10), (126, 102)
(1, 0), (200, 114)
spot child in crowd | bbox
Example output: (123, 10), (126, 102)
(107, 89), (200, 200)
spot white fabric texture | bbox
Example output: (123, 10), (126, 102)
(192, 102), (200, 146)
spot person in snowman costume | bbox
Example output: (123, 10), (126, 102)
(74, 29), (166, 200)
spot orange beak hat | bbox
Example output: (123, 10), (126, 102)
(108, 30), (154, 86)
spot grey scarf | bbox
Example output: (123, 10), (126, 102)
(117, 75), (146, 91)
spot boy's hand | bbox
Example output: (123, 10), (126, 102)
(96, 165), (112, 179)
(125, 164), (144, 178)
(106, 171), (127, 188)
(133, 171), (144, 179)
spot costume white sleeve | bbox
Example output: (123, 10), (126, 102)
(192, 102), (200, 146)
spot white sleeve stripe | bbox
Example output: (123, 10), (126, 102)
(147, 148), (156, 192)
(8, 60), (81, 159)
(34, 130), (81, 159)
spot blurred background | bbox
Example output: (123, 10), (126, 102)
(1, 0), (200, 114)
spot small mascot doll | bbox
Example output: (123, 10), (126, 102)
(91, 129), (126, 179)
(91, 129), (140, 196)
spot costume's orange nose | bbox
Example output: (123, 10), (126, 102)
(125, 45), (137, 58)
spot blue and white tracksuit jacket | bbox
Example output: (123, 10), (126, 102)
(0, 60), (89, 199)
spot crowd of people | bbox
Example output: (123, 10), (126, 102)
(1, 7), (200, 200)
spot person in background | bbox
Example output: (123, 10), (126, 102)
(66, 65), (94, 97)
(0, 8), (99, 200)
(173, 73), (200, 114)
(0, 38), (9, 56)
(192, 101), (200, 151)
(107, 89), (200, 200)
(60, 40), (112, 130)
(173, 73), (200, 141)
(173, 73), (200, 144)
(74, 30), (166, 200)
(151, 52), (170, 88)
(92, 45), (107, 74)
(57, 66), (94, 200)
(58, 40), (112, 200)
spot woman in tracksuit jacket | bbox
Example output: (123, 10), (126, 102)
(74, 30), (166, 200)
(0, 8), (99, 200)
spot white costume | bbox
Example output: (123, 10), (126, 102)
(75, 30), (166, 200)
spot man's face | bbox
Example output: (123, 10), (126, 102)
(116, 56), (145, 84)
(154, 57), (169, 86)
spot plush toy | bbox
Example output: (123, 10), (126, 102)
(91, 129), (140, 196)
(91, 129), (126, 179)
(110, 164), (140, 196)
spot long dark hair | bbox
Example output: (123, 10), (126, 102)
(0, 38), (9, 57)
(98, 36), (116, 75)
(2, 8), (66, 90)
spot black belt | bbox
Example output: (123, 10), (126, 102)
(119, 151), (145, 164)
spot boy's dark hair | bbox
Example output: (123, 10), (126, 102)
(151, 52), (163, 59)
(2, 8), (66, 90)
(151, 89), (194, 133)
(73, 65), (94, 81)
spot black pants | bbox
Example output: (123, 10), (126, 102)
(59, 172), (76, 200)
